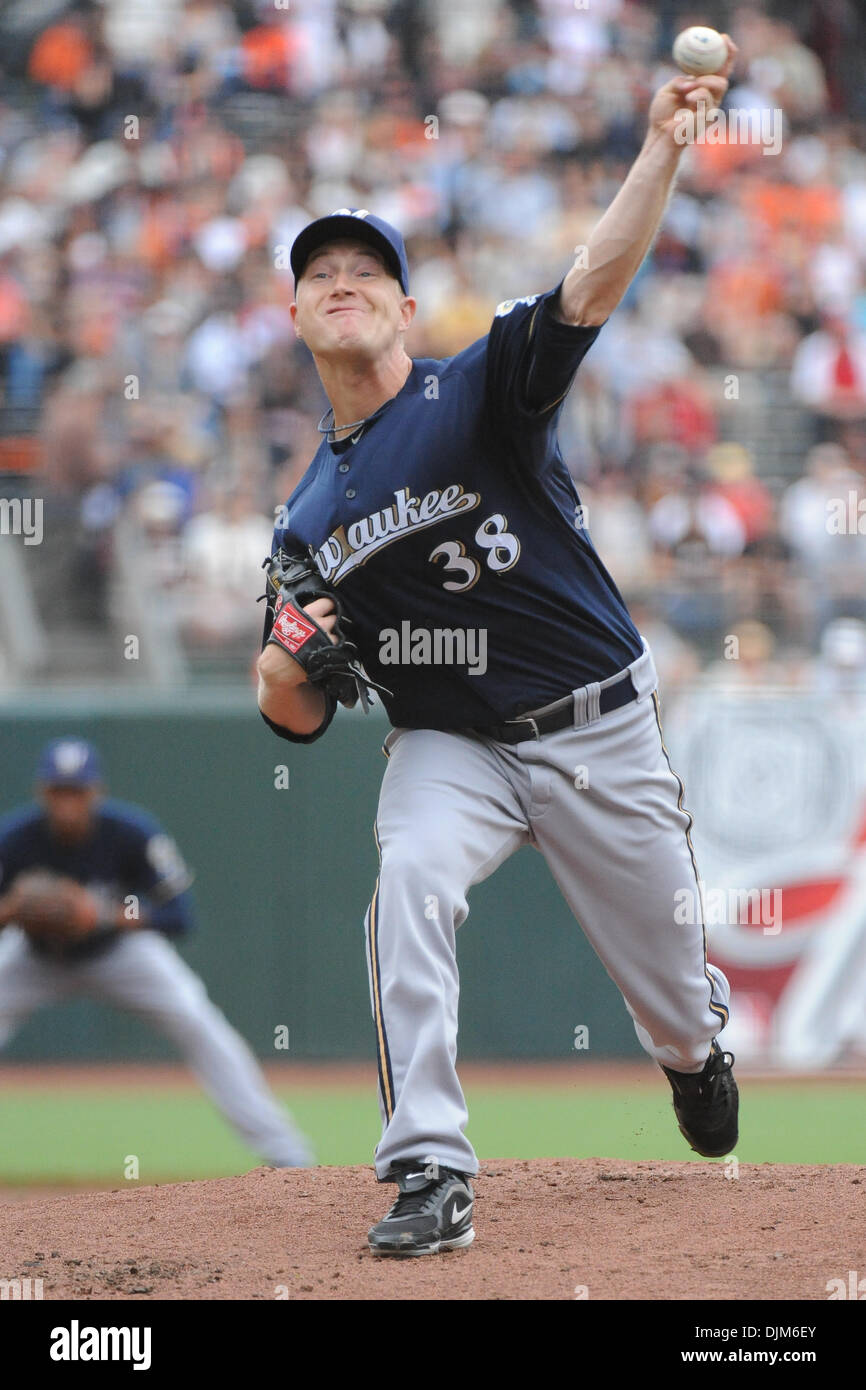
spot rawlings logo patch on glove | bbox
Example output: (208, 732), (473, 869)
(271, 604), (319, 654)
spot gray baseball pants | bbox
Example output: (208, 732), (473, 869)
(0, 928), (314, 1167)
(364, 641), (731, 1179)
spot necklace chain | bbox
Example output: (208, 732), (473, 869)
(317, 361), (413, 443)
(317, 407), (373, 443)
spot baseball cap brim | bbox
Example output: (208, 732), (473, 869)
(39, 772), (101, 788)
(290, 215), (407, 292)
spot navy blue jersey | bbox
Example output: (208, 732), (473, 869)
(0, 798), (195, 958)
(267, 284), (642, 733)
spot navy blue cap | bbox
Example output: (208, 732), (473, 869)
(291, 209), (410, 294)
(36, 738), (103, 786)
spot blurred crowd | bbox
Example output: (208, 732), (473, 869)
(0, 0), (865, 690)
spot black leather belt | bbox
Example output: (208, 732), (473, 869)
(479, 672), (638, 745)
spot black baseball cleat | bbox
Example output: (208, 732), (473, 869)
(661, 1041), (739, 1158)
(368, 1164), (475, 1257)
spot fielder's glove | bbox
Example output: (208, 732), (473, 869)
(7, 870), (101, 946)
(261, 548), (389, 710)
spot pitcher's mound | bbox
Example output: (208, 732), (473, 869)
(2, 1158), (863, 1300)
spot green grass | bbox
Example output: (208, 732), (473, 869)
(0, 1080), (863, 1183)
(0, 1087), (378, 1183)
(463, 1083), (866, 1167)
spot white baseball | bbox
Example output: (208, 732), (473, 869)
(672, 26), (728, 77)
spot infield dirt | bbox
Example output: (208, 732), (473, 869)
(1, 1157), (863, 1300)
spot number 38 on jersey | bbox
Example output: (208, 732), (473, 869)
(429, 513), (521, 592)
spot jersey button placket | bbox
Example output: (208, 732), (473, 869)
(338, 462), (350, 473)
(346, 488), (356, 499)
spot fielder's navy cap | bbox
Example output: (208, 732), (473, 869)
(290, 209), (410, 293)
(36, 738), (103, 786)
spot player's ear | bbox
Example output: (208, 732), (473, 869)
(399, 296), (417, 331)
(290, 301), (302, 340)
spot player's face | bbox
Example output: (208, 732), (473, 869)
(39, 785), (101, 841)
(292, 240), (414, 361)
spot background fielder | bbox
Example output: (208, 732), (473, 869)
(0, 738), (314, 1170)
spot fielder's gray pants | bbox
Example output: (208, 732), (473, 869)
(0, 929), (313, 1167)
(365, 641), (731, 1180)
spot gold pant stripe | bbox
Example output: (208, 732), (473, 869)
(651, 692), (730, 1030)
(369, 823), (395, 1119)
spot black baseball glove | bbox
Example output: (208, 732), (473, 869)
(261, 547), (387, 709)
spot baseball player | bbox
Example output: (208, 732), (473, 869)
(0, 738), (314, 1170)
(258, 45), (739, 1255)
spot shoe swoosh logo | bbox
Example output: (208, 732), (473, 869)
(452, 1200), (472, 1221)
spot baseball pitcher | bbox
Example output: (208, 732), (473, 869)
(258, 42), (739, 1255)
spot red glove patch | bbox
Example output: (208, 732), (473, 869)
(270, 599), (319, 655)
